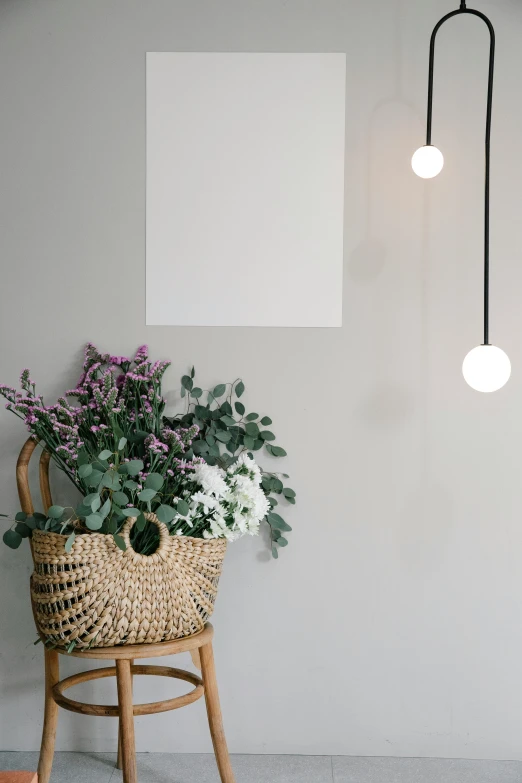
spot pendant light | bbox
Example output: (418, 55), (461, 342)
(412, 1), (511, 392)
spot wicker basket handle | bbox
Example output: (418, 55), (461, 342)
(16, 437), (53, 515)
(120, 513), (171, 558)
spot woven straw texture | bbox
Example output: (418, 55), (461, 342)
(30, 514), (227, 649)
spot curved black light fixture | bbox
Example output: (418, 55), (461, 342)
(412, 0), (511, 392)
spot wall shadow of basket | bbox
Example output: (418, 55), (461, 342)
(18, 437), (227, 651)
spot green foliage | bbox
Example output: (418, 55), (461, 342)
(1, 345), (198, 558)
(113, 534), (127, 551)
(3, 504), (79, 548)
(64, 531), (76, 553)
(177, 499), (190, 517)
(267, 512), (292, 531)
(3, 529), (22, 549)
(156, 504), (177, 523)
(2, 432), (185, 554)
(145, 473), (164, 491)
(85, 514), (103, 530)
(138, 488), (157, 502)
(2, 356), (297, 561)
(10, 433), (190, 553)
(78, 464), (92, 478)
(164, 367), (297, 558)
(126, 460), (144, 476)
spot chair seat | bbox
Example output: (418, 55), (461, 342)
(58, 623), (214, 660)
(0, 773), (37, 783)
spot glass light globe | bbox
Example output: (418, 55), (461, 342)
(462, 345), (511, 392)
(411, 145), (444, 178)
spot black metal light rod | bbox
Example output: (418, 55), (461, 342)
(425, 1), (495, 346)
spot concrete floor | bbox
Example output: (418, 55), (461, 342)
(1, 753), (522, 782)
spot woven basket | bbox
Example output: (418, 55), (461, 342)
(30, 514), (227, 650)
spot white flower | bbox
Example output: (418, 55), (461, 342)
(179, 454), (268, 542)
(192, 491), (219, 512)
(193, 463), (228, 497)
(233, 508), (248, 533)
(249, 485), (270, 520)
(209, 514), (228, 539)
(174, 507), (193, 527)
(230, 452), (262, 484)
(230, 473), (251, 494)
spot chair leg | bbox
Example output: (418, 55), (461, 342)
(37, 648), (59, 783)
(200, 642), (236, 783)
(116, 659), (137, 783)
(117, 719), (123, 771)
(116, 659), (133, 770)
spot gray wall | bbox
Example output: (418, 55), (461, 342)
(1, 0), (522, 760)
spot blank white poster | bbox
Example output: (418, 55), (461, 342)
(146, 52), (346, 327)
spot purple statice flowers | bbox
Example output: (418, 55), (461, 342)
(0, 343), (200, 495)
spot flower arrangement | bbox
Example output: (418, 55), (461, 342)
(165, 367), (296, 556)
(187, 455), (269, 540)
(1, 344), (296, 558)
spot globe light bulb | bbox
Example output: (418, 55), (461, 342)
(462, 345), (511, 392)
(411, 145), (444, 178)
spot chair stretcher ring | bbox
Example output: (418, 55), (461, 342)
(52, 664), (204, 716)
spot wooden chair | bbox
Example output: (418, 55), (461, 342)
(16, 438), (236, 783)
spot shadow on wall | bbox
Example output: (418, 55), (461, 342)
(347, 94), (421, 430)
(346, 0), (455, 570)
(348, 0), (422, 284)
(346, 0), (424, 432)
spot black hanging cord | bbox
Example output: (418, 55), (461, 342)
(425, 3), (495, 345)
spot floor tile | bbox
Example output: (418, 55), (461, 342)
(332, 756), (522, 783)
(51, 752), (116, 783)
(110, 753), (220, 783)
(110, 753), (333, 783)
(3, 752), (522, 783)
(0, 752), (39, 772)
(232, 754), (333, 783)
(0, 752), (115, 783)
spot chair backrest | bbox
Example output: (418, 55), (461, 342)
(16, 437), (53, 516)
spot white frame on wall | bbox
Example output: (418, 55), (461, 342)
(146, 52), (346, 327)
